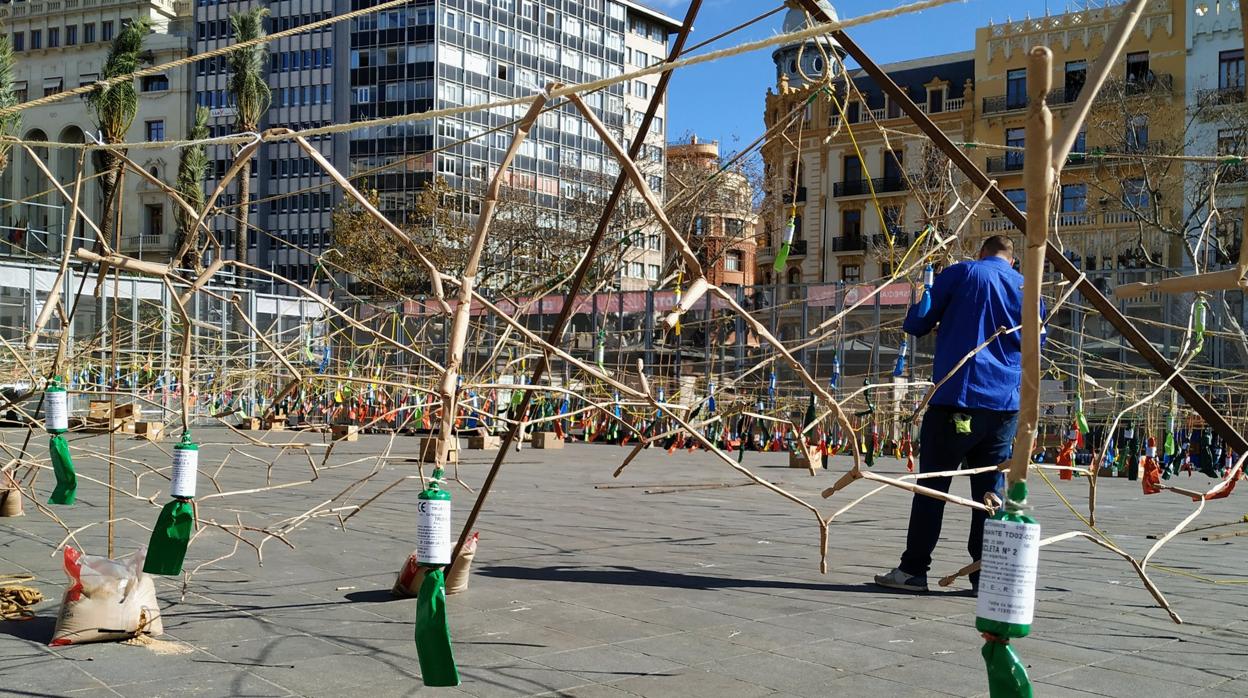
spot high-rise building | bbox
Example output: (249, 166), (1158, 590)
(194, 0), (341, 294)
(1, 0), (193, 262)
(193, 0), (677, 295)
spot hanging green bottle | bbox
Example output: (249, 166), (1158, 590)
(976, 481), (1040, 698)
(44, 377), (76, 506)
(773, 213), (795, 272)
(144, 431), (198, 576)
(415, 468), (459, 687)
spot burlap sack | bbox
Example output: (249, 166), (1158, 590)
(50, 546), (163, 646)
(391, 551), (426, 598)
(446, 532), (477, 595)
(392, 532), (478, 597)
(0, 486), (22, 517)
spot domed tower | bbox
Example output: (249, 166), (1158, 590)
(772, 1), (847, 89)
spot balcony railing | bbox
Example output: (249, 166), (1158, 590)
(833, 176), (908, 197)
(872, 231), (911, 247)
(986, 155), (1026, 174)
(1117, 71), (1174, 97)
(782, 186), (807, 204)
(830, 236), (866, 252)
(980, 210), (1144, 233)
(789, 240), (808, 257)
(1197, 86), (1246, 108)
(982, 88), (1079, 115)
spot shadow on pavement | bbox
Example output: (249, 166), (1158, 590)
(479, 564), (908, 594)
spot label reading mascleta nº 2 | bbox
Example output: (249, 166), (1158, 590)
(976, 518), (1040, 625)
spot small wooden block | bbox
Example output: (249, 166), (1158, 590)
(333, 424), (360, 442)
(532, 432), (564, 449)
(135, 422), (163, 440)
(88, 401), (111, 419)
(265, 418), (286, 431)
(419, 437), (459, 462)
(466, 435), (500, 450)
(113, 404), (138, 419)
(789, 445), (823, 469)
(240, 417), (261, 430)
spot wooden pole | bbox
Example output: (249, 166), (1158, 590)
(448, 0), (704, 567)
(1007, 47), (1054, 486)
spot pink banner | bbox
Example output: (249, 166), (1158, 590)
(808, 282), (915, 308)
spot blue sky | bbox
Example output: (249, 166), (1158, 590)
(651, 0), (1061, 150)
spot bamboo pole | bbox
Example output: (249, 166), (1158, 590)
(1005, 47), (1054, 486)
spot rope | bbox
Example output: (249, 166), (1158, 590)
(0, 0), (967, 149)
(0, 574), (43, 620)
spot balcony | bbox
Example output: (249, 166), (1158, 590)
(1117, 72), (1174, 97)
(1197, 86), (1246, 108)
(988, 152), (1095, 173)
(981, 88), (1079, 115)
(872, 231), (911, 247)
(782, 186), (807, 205)
(830, 236), (866, 252)
(986, 155), (1026, 174)
(833, 177), (908, 197)
(789, 240), (808, 257)
(979, 210), (1144, 233)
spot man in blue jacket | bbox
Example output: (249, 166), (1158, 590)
(875, 235), (1036, 593)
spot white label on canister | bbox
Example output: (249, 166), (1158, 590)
(976, 518), (1040, 626)
(417, 499), (451, 566)
(1147, 445), (1157, 457)
(171, 448), (198, 499)
(1123, 428), (1135, 439)
(45, 391), (68, 431)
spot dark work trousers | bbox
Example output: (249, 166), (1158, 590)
(899, 406), (1017, 582)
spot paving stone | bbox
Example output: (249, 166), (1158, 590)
(609, 667), (774, 697)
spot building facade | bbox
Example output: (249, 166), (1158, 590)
(1, 0), (193, 263)
(972, 0), (1187, 278)
(1184, 0), (1244, 269)
(666, 136), (757, 289)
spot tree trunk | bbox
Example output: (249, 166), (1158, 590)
(98, 152), (120, 249)
(235, 154), (252, 285)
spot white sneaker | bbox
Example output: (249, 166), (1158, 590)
(873, 567), (929, 592)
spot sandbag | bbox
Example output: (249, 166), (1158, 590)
(392, 551), (427, 598)
(0, 484), (22, 517)
(51, 546), (163, 646)
(393, 532), (478, 597)
(446, 532), (477, 595)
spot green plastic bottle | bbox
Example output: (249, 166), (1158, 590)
(976, 481), (1039, 698)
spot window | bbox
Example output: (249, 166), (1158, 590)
(145, 204), (163, 236)
(1006, 68), (1027, 109)
(42, 78), (62, 97)
(927, 86), (944, 113)
(1122, 179), (1149, 208)
(1218, 129), (1246, 181)
(633, 80), (648, 99)
(1125, 115), (1148, 151)
(1065, 60), (1086, 101)
(725, 250), (743, 272)
(842, 264), (861, 283)
(1006, 127), (1025, 168)
(66, 25), (77, 45)
(883, 150), (903, 182)
(30, 30), (41, 50)
(84, 23), (95, 43)
(443, 9), (457, 29)
(629, 261), (644, 278)
(48, 28), (59, 48)
(496, 62), (510, 81)
(1126, 51), (1149, 83)
(1005, 188), (1027, 212)
(883, 205), (903, 233)
(843, 154), (862, 182)
(1060, 183), (1087, 213)
(1219, 49), (1244, 91)
(102, 21), (114, 42)
(842, 209), (862, 239)
(141, 75), (169, 92)
(12, 33), (23, 52)
(724, 218), (744, 237)
(691, 216), (705, 235)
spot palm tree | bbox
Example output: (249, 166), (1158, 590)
(226, 6), (271, 282)
(175, 106), (209, 270)
(0, 35), (22, 176)
(87, 18), (149, 246)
